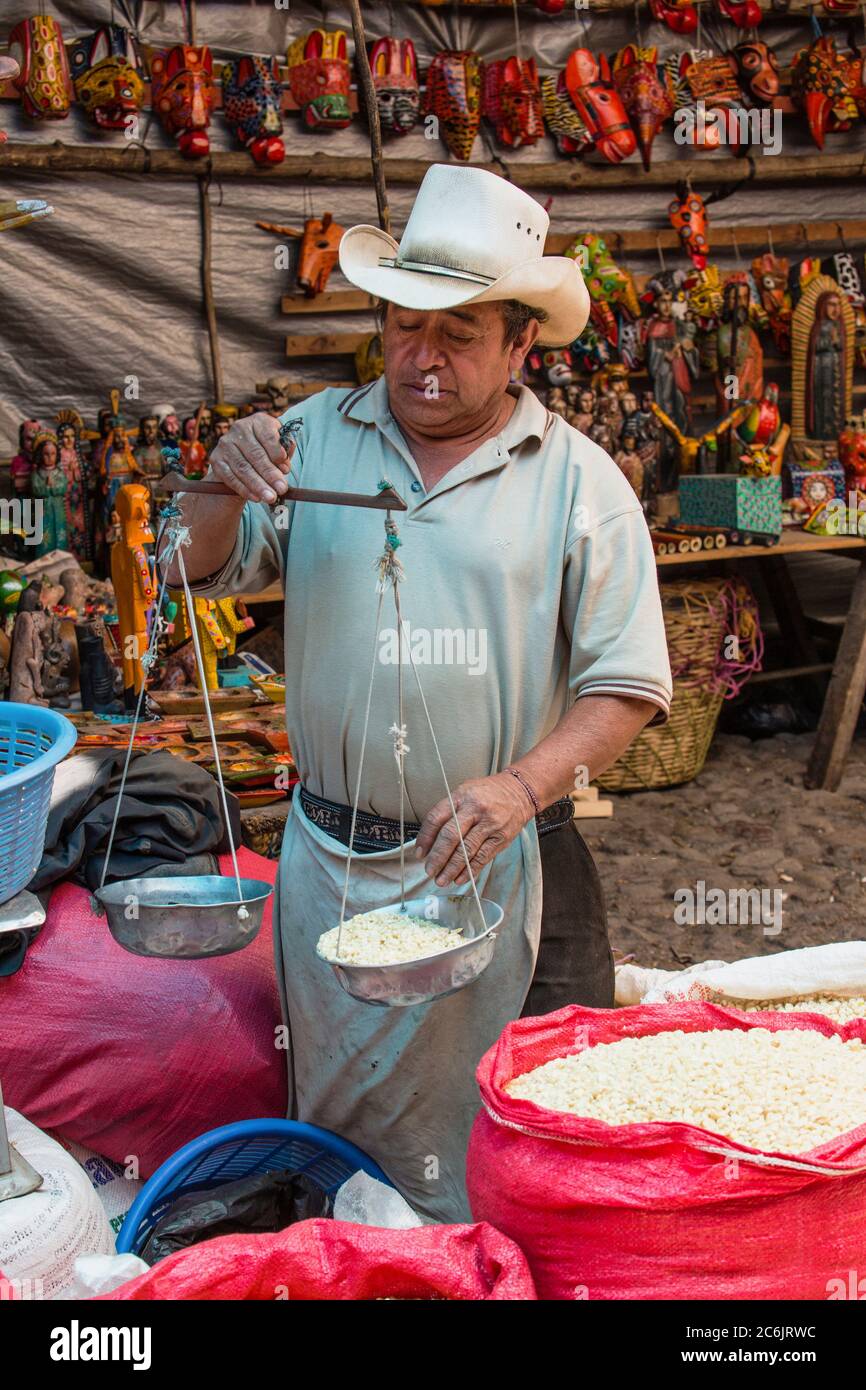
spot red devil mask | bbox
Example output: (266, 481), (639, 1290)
(483, 56), (544, 148)
(791, 36), (861, 150)
(150, 45), (215, 157)
(648, 0), (698, 34)
(612, 45), (675, 171)
(564, 50), (636, 164)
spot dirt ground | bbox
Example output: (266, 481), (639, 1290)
(581, 731), (866, 972)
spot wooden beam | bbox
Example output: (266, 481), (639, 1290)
(285, 332), (371, 357)
(281, 291), (376, 315)
(545, 219), (866, 257)
(4, 145), (866, 191)
(805, 556), (866, 790)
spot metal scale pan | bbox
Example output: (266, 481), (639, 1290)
(321, 893), (504, 1008)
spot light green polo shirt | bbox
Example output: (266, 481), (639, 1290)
(194, 378), (671, 819)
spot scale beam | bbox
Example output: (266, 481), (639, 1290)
(155, 474), (408, 512)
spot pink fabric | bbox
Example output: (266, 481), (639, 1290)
(467, 1003), (866, 1300)
(0, 848), (286, 1176)
(100, 1218), (537, 1301)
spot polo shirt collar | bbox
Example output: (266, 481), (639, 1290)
(338, 375), (549, 453)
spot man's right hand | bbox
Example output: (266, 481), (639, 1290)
(208, 413), (295, 504)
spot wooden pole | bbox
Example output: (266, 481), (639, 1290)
(5, 144), (866, 191)
(347, 0), (391, 234)
(197, 174), (224, 403)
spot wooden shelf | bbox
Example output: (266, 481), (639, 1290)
(3, 144), (866, 191)
(281, 291), (377, 315)
(655, 529), (866, 567)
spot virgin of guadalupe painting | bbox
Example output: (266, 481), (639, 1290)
(791, 273), (855, 447)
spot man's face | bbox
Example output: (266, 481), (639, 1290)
(214, 418), (231, 439)
(382, 301), (540, 436)
(142, 417), (158, 445)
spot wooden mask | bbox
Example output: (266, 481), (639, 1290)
(564, 50), (636, 164)
(648, 0), (698, 33)
(424, 50), (483, 161)
(150, 45), (215, 157)
(612, 45), (675, 171)
(222, 56), (285, 164)
(8, 15), (73, 119)
(791, 37), (861, 149)
(483, 57), (544, 148)
(728, 40), (781, 105)
(69, 24), (144, 130)
(668, 186), (710, 269)
(369, 38), (420, 136)
(287, 30), (352, 130)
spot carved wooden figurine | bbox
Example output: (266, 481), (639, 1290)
(110, 484), (155, 709)
(791, 273), (855, 446)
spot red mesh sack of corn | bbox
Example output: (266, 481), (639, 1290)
(467, 1003), (866, 1300)
(100, 1219), (537, 1300)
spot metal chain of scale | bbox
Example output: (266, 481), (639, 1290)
(335, 482), (488, 958)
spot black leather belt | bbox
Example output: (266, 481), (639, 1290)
(299, 785), (574, 855)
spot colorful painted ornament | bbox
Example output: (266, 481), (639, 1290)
(257, 212), (345, 296)
(751, 252), (792, 354)
(7, 14), (74, 119)
(823, 248), (866, 368)
(68, 24), (144, 131)
(838, 416), (866, 490)
(685, 264), (725, 332)
(737, 383), (781, 446)
(563, 50), (636, 164)
(483, 57), (544, 148)
(424, 50), (483, 161)
(648, 0), (699, 34)
(368, 38), (420, 136)
(611, 45), (675, 172)
(668, 185), (710, 270)
(221, 56), (285, 165)
(527, 347), (574, 388)
(567, 233), (641, 348)
(150, 45), (215, 158)
(287, 30), (352, 131)
(791, 37), (862, 150)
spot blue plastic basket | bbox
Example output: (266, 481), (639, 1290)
(116, 1118), (395, 1256)
(0, 703), (76, 906)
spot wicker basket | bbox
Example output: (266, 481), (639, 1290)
(596, 578), (758, 793)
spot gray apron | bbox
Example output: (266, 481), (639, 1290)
(273, 791), (542, 1223)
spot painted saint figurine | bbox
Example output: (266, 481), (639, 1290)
(10, 418), (40, 497)
(791, 273), (855, 446)
(170, 594), (254, 691)
(110, 484), (155, 708)
(30, 430), (68, 557)
(614, 425), (645, 500)
(710, 275), (765, 416)
(134, 413), (164, 480)
(55, 410), (90, 563)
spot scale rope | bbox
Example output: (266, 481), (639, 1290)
(336, 483), (488, 957)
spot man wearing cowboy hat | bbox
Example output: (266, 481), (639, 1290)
(169, 166), (671, 1222)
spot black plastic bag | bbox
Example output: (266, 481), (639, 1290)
(142, 1169), (331, 1265)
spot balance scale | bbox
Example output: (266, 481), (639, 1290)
(93, 421), (502, 1006)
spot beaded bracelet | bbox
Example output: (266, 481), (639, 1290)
(504, 765), (540, 817)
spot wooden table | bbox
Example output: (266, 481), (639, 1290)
(240, 530), (866, 793)
(657, 530), (866, 791)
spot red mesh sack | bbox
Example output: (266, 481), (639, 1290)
(100, 1218), (537, 1300)
(467, 1003), (866, 1300)
(0, 848), (286, 1176)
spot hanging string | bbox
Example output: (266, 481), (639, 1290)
(767, 225), (775, 257)
(393, 584), (408, 912)
(731, 226), (742, 268)
(511, 0), (523, 60)
(634, 0), (643, 52)
(656, 232), (666, 271)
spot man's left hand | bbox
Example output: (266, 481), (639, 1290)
(415, 773), (535, 888)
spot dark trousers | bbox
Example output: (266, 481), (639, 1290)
(522, 822), (613, 1017)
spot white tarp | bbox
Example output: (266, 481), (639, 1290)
(2, 0), (866, 448)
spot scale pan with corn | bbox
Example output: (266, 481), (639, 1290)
(96, 421), (504, 1000)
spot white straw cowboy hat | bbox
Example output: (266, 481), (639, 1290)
(339, 165), (590, 347)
